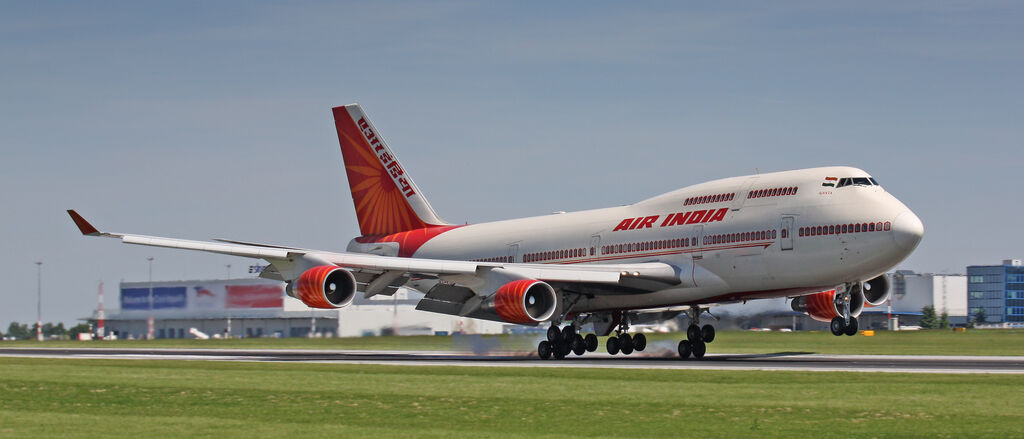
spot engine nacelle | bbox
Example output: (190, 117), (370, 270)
(791, 289), (864, 322)
(860, 275), (891, 307)
(482, 279), (557, 324)
(286, 265), (357, 309)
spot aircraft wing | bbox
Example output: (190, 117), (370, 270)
(67, 210), (681, 316)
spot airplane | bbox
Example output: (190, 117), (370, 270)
(68, 103), (924, 360)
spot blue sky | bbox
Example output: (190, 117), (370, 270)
(2, 1), (1022, 326)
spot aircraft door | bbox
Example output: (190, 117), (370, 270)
(507, 243), (520, 262)
(590, 235), (601, 257)
(780, 216), (794, 251)
(691, 225), (704, 259)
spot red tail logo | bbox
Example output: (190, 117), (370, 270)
(333, 105), (446, 236)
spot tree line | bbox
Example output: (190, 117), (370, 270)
(2, 321), (92, 340)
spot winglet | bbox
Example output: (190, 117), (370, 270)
(67, 210), (100, 236)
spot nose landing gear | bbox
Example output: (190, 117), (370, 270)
(830, 288), (860, 336)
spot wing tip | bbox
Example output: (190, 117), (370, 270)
(67, 209), (100, 236)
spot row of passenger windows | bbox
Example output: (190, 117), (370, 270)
(684, 193), (735, 206)
(703, 229), (776, 246)
(798, 221), (891, 237)
(524, 247), (589, 263)
(602, 237), (697, 255)
(748, 186), (798, 199)
(472, 255), (514, 263)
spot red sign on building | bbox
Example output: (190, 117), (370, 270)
(226, 284), (284, 309)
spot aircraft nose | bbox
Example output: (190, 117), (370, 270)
(891, 210), (924, 251)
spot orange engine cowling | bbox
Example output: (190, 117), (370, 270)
(482, 279), (557, 324)
(286, 265), (357, 309)
(791, 289), (864, 322)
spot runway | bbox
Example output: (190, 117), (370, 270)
(3, 347), (1024, 374)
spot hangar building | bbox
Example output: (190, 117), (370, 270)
(99, 277), (504, 339)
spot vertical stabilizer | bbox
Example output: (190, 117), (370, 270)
(332, 104), (449, 236)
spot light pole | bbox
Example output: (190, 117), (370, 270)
(147, 257), (154, 340)
(35, 262), (42, 342)
(225, 263), (232, 338)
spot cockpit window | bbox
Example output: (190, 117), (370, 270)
(837, 177), (878, 188)
(869, 177), (879, 185)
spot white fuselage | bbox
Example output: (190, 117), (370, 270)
(354, 166), (923, 313)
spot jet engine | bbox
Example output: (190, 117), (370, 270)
(791, 289), (864, 323)
(286, 265), (357, 309)
(860, 275), (891, 307)
(481, 279), (557, 324)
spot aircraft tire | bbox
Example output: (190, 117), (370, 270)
(701, 324), (716, 343)
(844, 317), (859, 336)
(572, 334), (586, 356)
(830, 317), (845, 336)
(677, 340), (692, 359)
(547, 325), (561, 343)
(606, 336), (620, 355)
(538, 341), (552, 360)
(633, 333), (647, 352)
(687, 324), (701, 342)
(692, 340), (706, 359)
(584, 333), (598, 352)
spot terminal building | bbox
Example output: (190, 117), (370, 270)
(99, 277), (504, 339)
(967, 259), (1024, 324)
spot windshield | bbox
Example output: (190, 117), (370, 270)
(837, 177), (879, 188)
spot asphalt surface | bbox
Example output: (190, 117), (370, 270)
(3, 347), (1024, 374)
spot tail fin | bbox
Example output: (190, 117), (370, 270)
(332, 104), (449, 236)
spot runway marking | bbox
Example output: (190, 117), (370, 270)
(3, 348), (1024, 374)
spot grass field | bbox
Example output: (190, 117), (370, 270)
(1, 357), (1022, 438)
(5, 329), (1024, 356)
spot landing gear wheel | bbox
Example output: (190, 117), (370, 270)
(677, 340), (692, 359)
(561, 325), (576, 342)
(538, 341), (552, 360)
(547, 325), (561, 343)
(572, 334), (586, 356)
(554, 341), (567, 360)
(633, 333), (647, 352)
(606, 336), (620, 355)
(620, 333), (634, 355)
(844, 317), (859, 336)
(830, 316), (845, 336)
(687, 324), (701, 342)
(691, 340), (706, 359)
(584, 333), (598, 352)
(701, 325), (716, 343)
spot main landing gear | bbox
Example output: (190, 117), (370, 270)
(537, 312), (648, 360)
(604, 318), (647, 357)
(677, 306), (715, 360)
(537, 323), (598, 360)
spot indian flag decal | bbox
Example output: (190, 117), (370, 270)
(822, 176), (838, 187)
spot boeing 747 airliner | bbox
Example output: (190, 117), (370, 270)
(69, 104), (923, 359)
